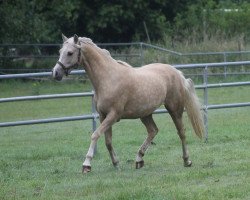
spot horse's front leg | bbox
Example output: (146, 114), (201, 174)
(82, 111), (118, 173)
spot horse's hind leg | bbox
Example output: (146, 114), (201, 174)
(166, 105), (192, 167)
(136, 114), (158, 169)
(105, 127), (119, 167)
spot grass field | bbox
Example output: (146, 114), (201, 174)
(0, 79), (249, 200)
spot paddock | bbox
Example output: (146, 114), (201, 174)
(0, 59), (249, 199)
(0, 92), (249, 199)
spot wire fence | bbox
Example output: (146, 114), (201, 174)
(0, 61), (250, 142)
(1, 42), (250, 76)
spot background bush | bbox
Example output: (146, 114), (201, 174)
(0, 0), (249, 44)
(0, 0), (250, 73)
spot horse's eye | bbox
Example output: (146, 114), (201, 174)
(67, 51), (73, 56)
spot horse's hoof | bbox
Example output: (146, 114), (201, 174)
(82, 165), (91, 174)
(184, 160), (192, 167)
(114, 164), (121, 171)
(135, 160), (144, 169)
(113, 162), (120, 168)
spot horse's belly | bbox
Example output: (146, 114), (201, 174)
(121, 106), (160, 119)
(122, 75), (167, 118)
(122, 92), (165, 118)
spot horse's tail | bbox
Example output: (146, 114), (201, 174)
(183, 78), (205, 139)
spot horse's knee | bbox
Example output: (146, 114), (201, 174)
(150, 127), (158, 139)
(91, 132), (101, 141)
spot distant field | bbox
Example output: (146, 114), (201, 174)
(0, 79), (249, 199)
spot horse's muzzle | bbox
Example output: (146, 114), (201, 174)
(52, 66), (63, 81)
(53, 71), (63, 81)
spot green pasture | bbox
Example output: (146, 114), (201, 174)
(0, 79), (249, 200)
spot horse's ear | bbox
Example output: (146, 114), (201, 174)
(74, 34), (79, 44)
(62, 34), (68, 42)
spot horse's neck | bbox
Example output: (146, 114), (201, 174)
(81, 45), (117, 93)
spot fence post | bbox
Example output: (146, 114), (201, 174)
(223, 53), (227, 78)
(203, 66), (209, 142)
(91, 90), (98, 154)
(140, 42), (144, 66)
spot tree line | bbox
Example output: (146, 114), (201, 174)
(0, 0), (249, 44)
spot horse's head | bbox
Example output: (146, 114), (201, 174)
(52, 34), (81, 81)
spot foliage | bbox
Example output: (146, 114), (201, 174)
(0, 0), (80, 43)
(1, 0), (250, 72)
(0, 0), (199, 43)
(173, 0), (250, 45)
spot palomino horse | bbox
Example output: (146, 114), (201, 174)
(52, 34), (204, 173)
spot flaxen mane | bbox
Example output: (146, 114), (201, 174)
(116, 60), (132, 68)
(78, 37), (132, 66)
(79, 37), (112, 58)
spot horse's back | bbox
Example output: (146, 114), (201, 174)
(134, 63), (184, 85)
(138, 63), (179, 75)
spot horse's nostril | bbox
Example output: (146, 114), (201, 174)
(53, 70), (63, 81)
